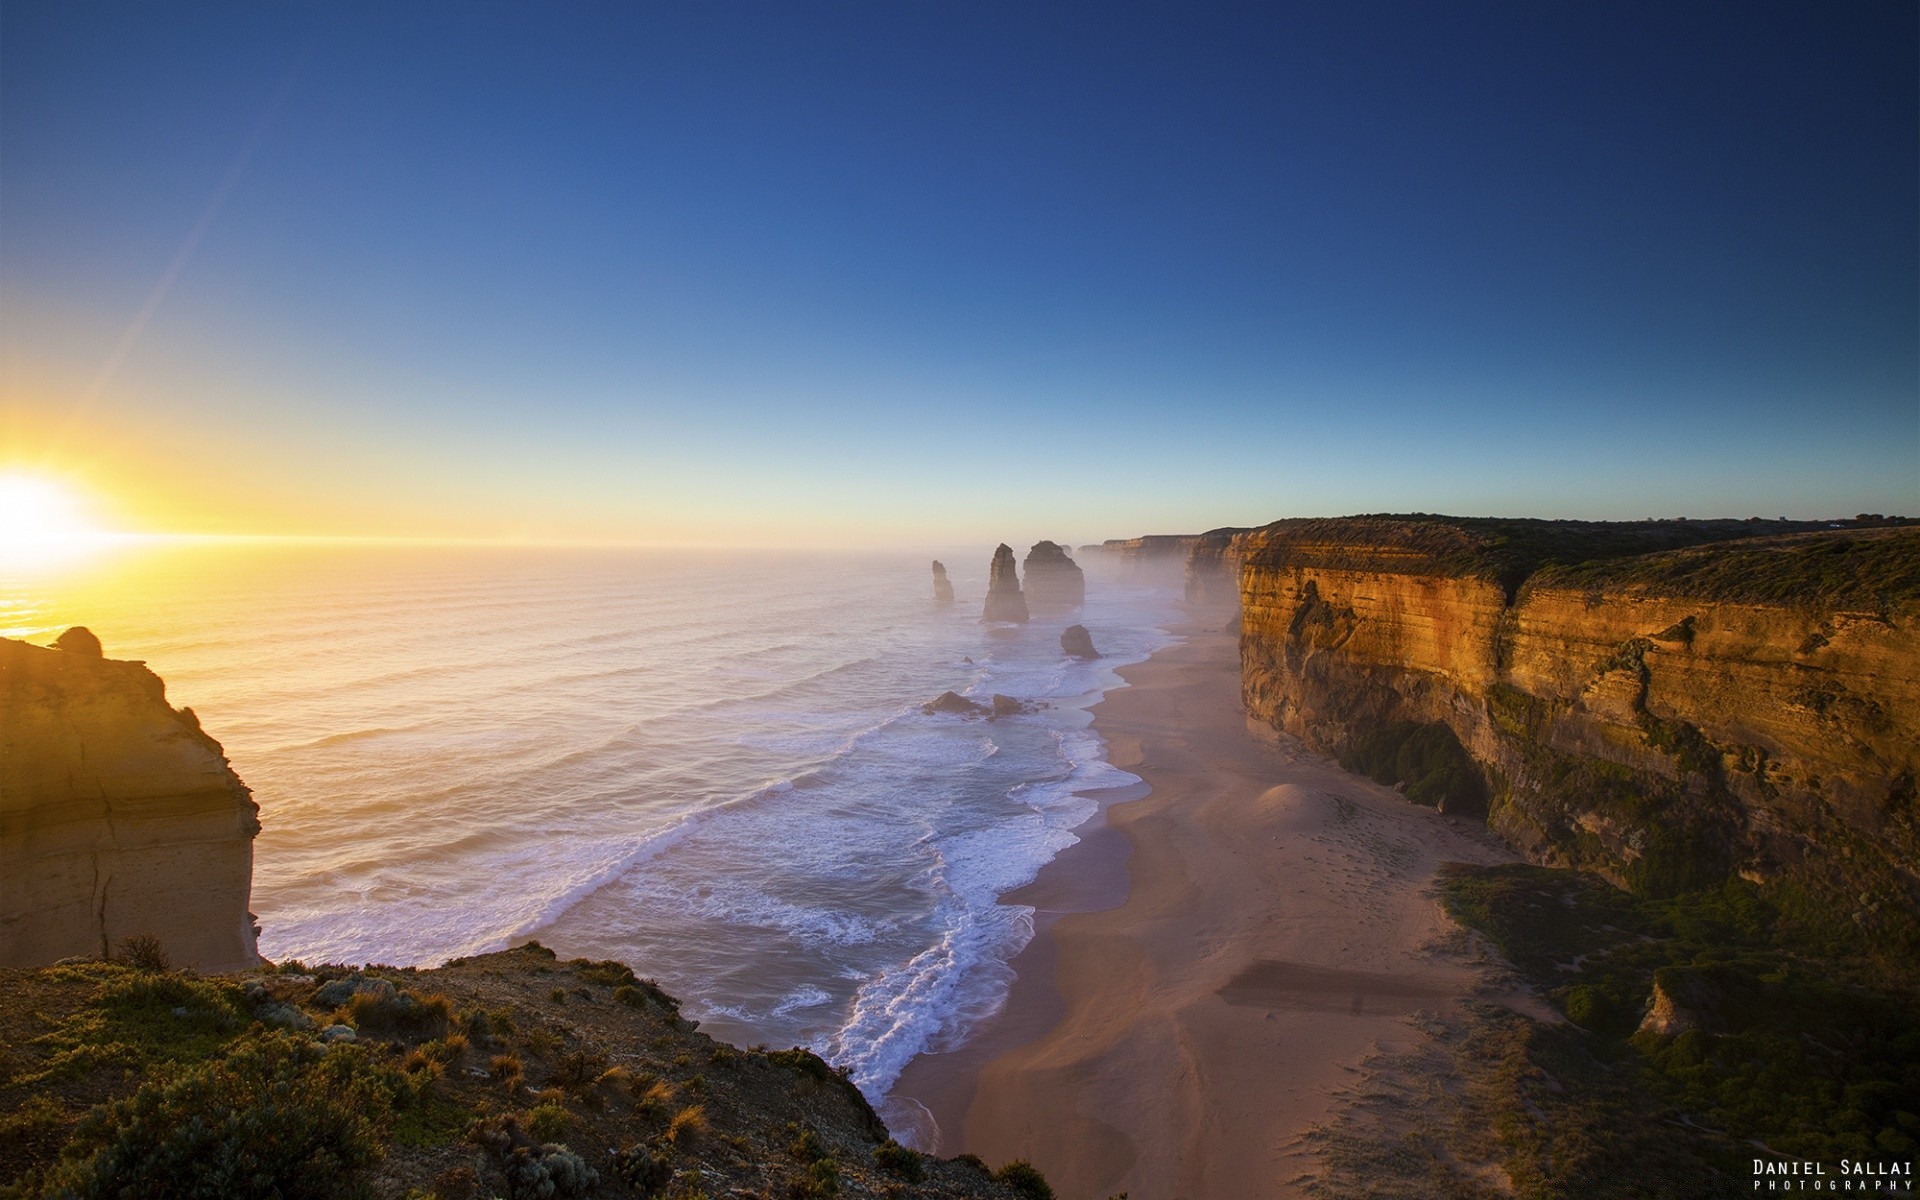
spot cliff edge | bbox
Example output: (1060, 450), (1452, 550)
(0, 632), (262, 971)
(1238, 516), (1920, 967)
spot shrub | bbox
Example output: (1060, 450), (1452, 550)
(346, 989), (452, 1040)
(995, 1159), (1055, 1200)
(667, 1104), (707, 1147)
(502, 1144), (597, 1200)
(574, 960), (638, 988)
(551, 1048), (608, 1090)
(115, 935), (170, 973)
(874, 1138), (924, 1182)
(525, 1099), (573, 1141)
(490, 1052), (524, 1090)
(35, 1032), (405, 1199)
(610, 1142), (673, 1194)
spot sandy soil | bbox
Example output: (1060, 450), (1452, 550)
(891, 616), (1522, 1199)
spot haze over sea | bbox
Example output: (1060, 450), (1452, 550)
(0, 542), (1177, 1130)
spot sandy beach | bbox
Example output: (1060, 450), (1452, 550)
(892, 616), (1523, 1198)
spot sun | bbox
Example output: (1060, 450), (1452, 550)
(0, 473), (121, 573)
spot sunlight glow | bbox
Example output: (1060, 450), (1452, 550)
(0, 473), (126, 574)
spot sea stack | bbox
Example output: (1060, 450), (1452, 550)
(1022, 540), (1086, 608)
(981, 543), (1029, 623)
(1, 631), (263, 971)
(931, 560), (955, 603)
(1061, 624), (1100, 659)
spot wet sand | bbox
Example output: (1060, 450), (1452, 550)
(891, 616), (1520, 1198)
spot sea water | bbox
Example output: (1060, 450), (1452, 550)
(2, 542), (1180, 1132)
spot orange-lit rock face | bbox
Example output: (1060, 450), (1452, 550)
(1, 636), (262, 970)
(1237, 518), (1918, 961)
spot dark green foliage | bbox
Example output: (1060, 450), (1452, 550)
(1530, 526), (1920, 610)
(948, 1152), (990, 1172)
(344, 988), (452, 1039)
(502, 1143), (597, 1199)
(31, 1032), (407, 1199)
(610, 1143), (673, 1195)
(1438, 863), (1920, 1181)
(994, 1159), (1055, 1200)
(113, 936), (169, 973)
(1341, 721), (1487, 814)
(800, 1157), (839, 1198)
(873, 1138), (924, 1181)
(572, 959), (638, 988)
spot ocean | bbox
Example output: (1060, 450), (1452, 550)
(2, 542), (1181, 1138)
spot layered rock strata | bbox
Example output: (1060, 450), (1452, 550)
(1099, 534), (1201, 584)
(1, 631), (263, 971)
(932, 560), (955, 603)
(981, 544), (1029, 623)
(1183, 527), (1254, 607)
(1021, 541), (1085, 608)
(1237, 516), (1920, 961)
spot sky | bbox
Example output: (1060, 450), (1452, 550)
(2, 2), (1915, 546)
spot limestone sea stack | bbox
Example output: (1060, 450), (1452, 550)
(932, 560), (955, 603)
(1061, 624), (1101, 659)
(1022, 540), (1086, 608)
(981, 543), (1029, 623)
(1, 630), (263, 971)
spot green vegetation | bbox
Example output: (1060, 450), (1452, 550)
(29, 1032), (412, 1200)
(1242, 514), (1856, 600)
(1438, 862), (1920, 1192)
(1531, 526), (1920, 611)
(1340, 720), (1487, 814)
(994, 1159), (1056, 1200)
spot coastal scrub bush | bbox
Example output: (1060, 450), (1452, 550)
(574, 959), (638, 988)
(873, 1139), (924, 1182)
(610, 1143), (673, 1194)
(346, 988), (452, 1039)
(1340, 721), (1486, 814)
(994, 1159), (1055, 1200)
(525, 1098), (573, 1140)
(502, 1144), (597, 1200)
(551, 1048), (608, 1090)
(114, 935), (169, 973)
(32, 1031), (406, 1199)
(667, 1104), (707, 1147)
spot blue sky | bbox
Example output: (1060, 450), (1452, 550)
(2, 2), (1914, 544)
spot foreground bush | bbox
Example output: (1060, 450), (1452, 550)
(29, 1032), (409, 1199)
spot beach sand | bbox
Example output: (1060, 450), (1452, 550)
(891, 616), (1524, 1198)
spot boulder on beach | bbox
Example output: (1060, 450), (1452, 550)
(932, 560), (955, 603)
(981, 544), (1029, 623)
(1023, 541), (1085, 608)
(1061, 624), (1100, 659)
(922, 690), (989, 717)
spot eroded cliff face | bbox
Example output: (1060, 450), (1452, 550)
(1099, 534), (1201, 584)
(1, 633), (262, 970)
(1183, 527), (1254, 607)
(1239, 518), (1920, 961)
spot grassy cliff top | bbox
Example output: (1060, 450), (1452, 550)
(1529, 525), (1920, 610)
(1237, 515), (1912, 603)
(0, 945), (1046, 1200)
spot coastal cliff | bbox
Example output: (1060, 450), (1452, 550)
(1237, 516), (1920, 962)
(1098, 534), (1200, 584)
(1183, 527), (1254, 607)
(0, 632), (262, 972)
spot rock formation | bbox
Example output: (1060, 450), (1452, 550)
(1061, 624), (1100, 659)
(1235, 515), (1920, 966)
(1, 631), (262, 971)
(1100, 534), (1202, 584)
(989, 694), (1035, 718)
(1183, 527), (1254, 607)
(923, 690), (989, 716)
(1021, 541), (1085, 608)
(981, 543), (1029, 623)
(931, 560), (955, 603)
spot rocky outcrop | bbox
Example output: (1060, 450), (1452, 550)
(1061, 625), (1100, 659)
(1100, 534), (1201, 584)
(932, 560), (955, 603)
(981, 544), (1029, 623)
(1021, 541), (1085, 608)
(1184, 527), (1255, 607)
(923, 690), (989, 716)
(1, 632), (262, 971)
(1237, 516), (1920, 965)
